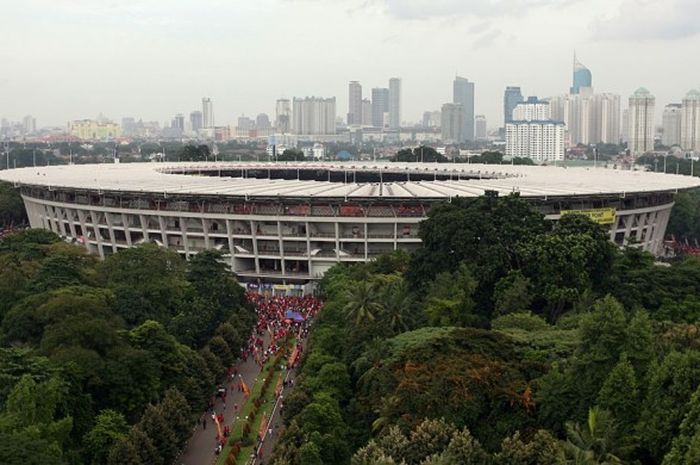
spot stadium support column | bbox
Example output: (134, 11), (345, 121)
(105, 212), (118, 253)
(158, 216), (169, 248)
(250, 220), (260, 274)
(66, 208), (78, 240)
(179, 216), (190, 258)
(278, 220), (285, 277)
(202, 218), (210, 249)
(335, 222), (340, 261)
(89, 210), (105, 259)
(225, 219), (235, 271)
(121, 213), (132, 246)
(76, 210), (91, 253)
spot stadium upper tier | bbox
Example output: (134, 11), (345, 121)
(1, 161), (698, 282)
(1, 162), (698, 199)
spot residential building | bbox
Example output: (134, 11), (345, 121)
(662, 104), (682, 147)
(189, 111), (203, 133)
(389, 77), (401, 129)
(422, 111), (442, 128)
(276, 99), (291, 133)
(627, 88), (655, 156)
(22, 115), (36, 134)
(475, 115), (487, 140)
(503, 86), (523, 125)
(202, 97), (214, 128)
(172, 114), (185, 133)
(441, 103), (463, 143)
(256, 113), (271, 130)
(362, 99), (372, 126)
(681, 89), (700, 153)
(348, 81), (362, 125)
(69, 119), (121, 140)
(506, 99), (565, 162)
(292, 97), (336, 135)
(371, 88), (389, 128)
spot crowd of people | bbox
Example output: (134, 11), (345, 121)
(206, 292), (323, 458)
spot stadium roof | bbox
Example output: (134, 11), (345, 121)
(1, 162), (699, 200)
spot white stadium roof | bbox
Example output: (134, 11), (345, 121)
(1, 162), (699, 199)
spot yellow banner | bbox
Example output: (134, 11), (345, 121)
(559, 208), (616, 225)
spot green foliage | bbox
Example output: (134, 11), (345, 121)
(176, 143), (211, 161)
(83, 409), (129, 465)
(424, 264), (479, 327)
(0, 182), (27, 227)
(277, 148), (305, 161)
(493, 271), (534, 316)
(393, 146), (447, 162)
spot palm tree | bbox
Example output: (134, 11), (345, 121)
(343, 281), (383, 327)
(564, 407), (623, 464)
(379, 284), (414, 334)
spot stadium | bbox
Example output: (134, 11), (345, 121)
(0, 161), (698, 284)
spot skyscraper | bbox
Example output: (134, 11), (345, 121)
(627, 88), (655, 156)
(388, 77), (401, 129)
(362, 99), (372, 126)
(256, 113), (271, 130)
(506, 99), (565, 162)
(189, 111), (203, 133)
(453, 76), (475, 141)
(475, 115), (487, 140)
(348, 81), (363, 125)
(371, 88), (389, 128)
(681, 89), (700, 153)
(276, 99), (291, 133)
(22, 115), (36, 134)
(662, 104), (682, 147)
(172, 114), (185, 132)
(202, 97), (214, 128)
(590, 93), (621, 144)
(292, 97), (336, 135)
(503, 86), (523, 125)
(441, 103), (464, 143)
(571, 53), (592, 95)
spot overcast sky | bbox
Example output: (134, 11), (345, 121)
(1, 0), (699, 128)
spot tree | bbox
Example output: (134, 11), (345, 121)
(663, 385), (700, 465)
(393, 146), (447, 163)
(424, 264), (479, 327)
(176, 144), (211, 161)
(277, 148), (305, 161)
(493, 271), (534, 316)
(0, 182), (27, 226)
(343, 281), (383, 327)
(106, 436), (143, 465)
(83, 409), (129, 465)
(494, 430), (565, 465)
(563, 407), (622, 464)
(159, 387), (193, 446)
(137, 404), (178, 465)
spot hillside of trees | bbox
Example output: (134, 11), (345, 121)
(0, 231), (255, 465)
(270, 194), (700, 465)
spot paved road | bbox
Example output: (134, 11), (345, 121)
(178, 354), (265, 465)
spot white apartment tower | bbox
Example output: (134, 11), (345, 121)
(627, 88), (655, 156)
(662, 104), (682, 147)
(292, 97), (336, 135)
(347, 81), (363, 126)
(506, 98), (565, 162)
(681, 89), (700, 153)
(275, 99), (292, 133)
(388, 77), (401, 129)
(475, 115), (487, 140)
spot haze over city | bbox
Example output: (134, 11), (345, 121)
(2, 0), (699, 127)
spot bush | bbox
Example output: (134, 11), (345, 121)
(492, 312), (551, 331)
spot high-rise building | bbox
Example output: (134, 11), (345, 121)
(662, 104), (682, 147)
(172, 114), (185, 132)
(371, 88), (389, 128)
(421, 110), (441, 128)
(590, 93), (621, 144)
(292, 97), (336, 135)
(237, 115), (253, 131)
(627, 88), (655, 156)
(503, 86), (523, 125)
(361, 99), (372, 126)
(506, 99), (565, 162)
(276, 99), (291, 133)
(189, 111), (203, 133)
(441, 103), (464, 143)
(121, 117), (137, 136)
(621, 109), (629, 143)
(202, 97), (214, 128)
(348, 81), (362, 126)
(388, 77), (401, 129)
(256, 113), (271, 130)
(681, 89), (700, 153)
(22, 115), (36, 134)
(571, 53), (592, 95)
(475, 115), (487, 140)
(453, 76), (475, 141)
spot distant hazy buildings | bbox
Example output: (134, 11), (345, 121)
(475, 115), (487, 140)
(441, 103), (464, 143)
(570, 54), (592, 95)
(371, 88), (389, 128)
(503, 86), (523, 125)
(506, 98), (565, 162)
(69, 119), (121, 140)
(348, 81), (363, 126)
(388, 77), (401, 129)
(190, 111), (203, 133)
(292, 97), (336, 135)
(171, 114), (185, 133)
(627, 88), (655, 156)
(453, 76), (475, 141)
(22, 115), (36, 134)
(202, 97), (214, 128)
(681, 89), (700, 153)
(422, 111), (441, 128)
(361, 99), (372, 126)
(256, 113), (271, 130)
(662, 104), (682, 147)
(276, 99), (291, 133)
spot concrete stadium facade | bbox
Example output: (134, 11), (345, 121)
(1, 162), (698, 283)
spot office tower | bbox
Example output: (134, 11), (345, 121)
(627, 88), (655, 156)
(276, 99), (291, 133)
(371, 88), (389, 128)
(202, 97), (214, 128)
(256, 113), (271, 130)
(22, 115), (36, 134)
(189, 111), (203, 133)
(681, 89), (700, 152)
(503, 86), (524, 125)
(388, 77), (401, 129)
(621, 109), (629, 142)
(453, 76), (475, 141)
(475, 115), (487, 140)
(506, 99), (565, 162)
(422, 111), (441, 128)
(291, 97), (336, 135)
(362, 99), (372, 126)
(571, 53), (592, 95)
(441, 103), (464, 143)
(662, 104), (682, 147)
(121, 117), (136, 136)
(348, 81), (362, 125)
(172, 114), (185, 132)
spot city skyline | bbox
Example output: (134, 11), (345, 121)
(1, 0), (698, 129)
